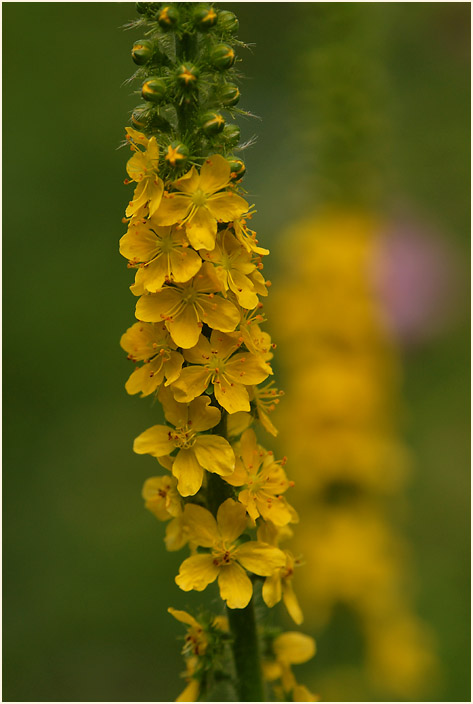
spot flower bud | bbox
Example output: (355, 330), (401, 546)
(131, 107), (149, 131)
(157, 4), (179, 30)
(209, 43), (236, 71)
(165, 142), (189, 168)
(220, 83), (240, 107)
(217, 10), (239, 35)
(194, 5), (218, 30)
(131, 106), (171, 133)
(228, 157), (246, 180)
(201, 111), (225, 135)
(222, 123), (240, 146)
(132, 39), (154, 66)
(176, 63), (199, 90)
(141, 76), (167, 103)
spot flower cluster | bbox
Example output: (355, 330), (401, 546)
(119, 4), (315, 700)
(272, 212), (438, 700)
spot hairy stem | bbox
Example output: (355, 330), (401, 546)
(227, 597), (266, 702)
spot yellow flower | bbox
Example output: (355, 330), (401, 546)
(171, 330), (272, 414)
(168, 608), (208, 656)
(135, 262), (241, 349)
(124, 129), (164, 218)
(165, 514), (190, 552)
(237, 309), (274, 361)
(248, 381), (283, 436)
(264, 631), (316, 695)
(232, 214), (269, 256)
(142, 475), (182, 520)
(120, 321), (184, 397)
(200, 229), (260, 308)
(120, 219), (202, 294)
(225, 429), (294, 526)
(133, 387), (235, 496)
(258, 522), (303, 625)
(176, 498), (286, 608)
(153, 154), (249, 250)
(175, 656), (200, 702)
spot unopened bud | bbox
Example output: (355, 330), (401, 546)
(165, 142), (189, 168)
(194, 5), (218, 30)
(132, 39), (154, 65)
(220, 83), (240, 107)
(141, 76), (167, 103)
(210, 43), (236, 71)
(201, 111), (225, 135)
(157, 4), (179, 29)
(176, 63), (199, 90)
(217, 10), (239, 35)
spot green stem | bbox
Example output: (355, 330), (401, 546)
(227, 596), (266, 702)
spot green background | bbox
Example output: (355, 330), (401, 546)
(3, 3), (470, 701)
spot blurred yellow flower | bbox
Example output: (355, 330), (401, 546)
(142, 475), (182, 521)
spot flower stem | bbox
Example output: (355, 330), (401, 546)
(227, 596), (266, 702)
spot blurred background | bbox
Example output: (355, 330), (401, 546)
(3, 3), (470, 702)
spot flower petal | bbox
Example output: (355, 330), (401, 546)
(172, 448), (204, 496)
(214, 379), (250, 414)
(283, 581), (304, 625)
(218, 562), (253, 609)
(198, 295), (241, 333)
(153, 194), (190, 225)
(188, 396), (221, 432)
(225, 353), (272, 385)
(234, 541), (286, 576)
(273, 632), (316, 665)
(262, 572), (282, 608)
(186, 206), (217, 250)
(167, 303), (201, 349)
(199, 154), (232, 194)
(165, 515), (189, 551)
(169, 247), (202, 283)
(182, 502), (218, 547)
(172, 366), (211, 403)
(216, 498), (247, 543)
(193, 435), (235, 476)
(176, 554), (219, 591)
(167, 607), (201, 630)
(133, 425), (175, 457)
(164, 350), (184, 385)
(135, 287), (181, 323)
(207, 191), (249, 222)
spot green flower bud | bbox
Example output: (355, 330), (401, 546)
(222, 123), (240, 146)
(141, 76), (167, 103)
(228, 157), (246, 180)
(220, 83), (240, 107)
(176, 63), (199, 90)
(131, 106), (171, 133)
(209, 43), (236, 71)
(157, 4), (179, 30)
(194, 4), (218, 30)
(201, 111), (225, 135)
(132, 40), (154, 66)
(217, 10), (239, 35)
(164, 141), (190, 168)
